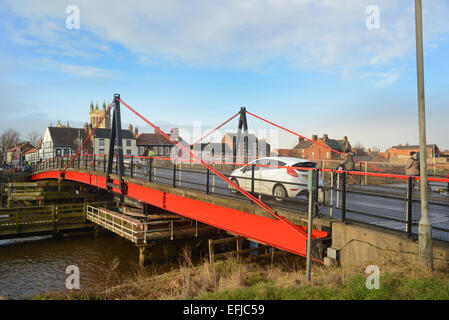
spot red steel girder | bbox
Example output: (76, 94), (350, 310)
(31, 170), (327, 257)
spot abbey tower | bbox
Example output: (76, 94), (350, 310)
(89, 101), (111, 129)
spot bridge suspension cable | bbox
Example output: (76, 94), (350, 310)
(61, 100), (114, 174)
(190, 111), (240, 147)
(118, 98), (308, 237)
(244, 110), (384, 173)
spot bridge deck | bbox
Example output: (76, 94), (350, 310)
(31, 169), (329, 257)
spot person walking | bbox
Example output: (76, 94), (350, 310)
(406, 151), (420, 193)
(405, 152), (420, 176)
(342, 149), (355, 171)
(340, 149), (356, 184)
(145, 148), (155, 177)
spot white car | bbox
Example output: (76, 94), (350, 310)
(124, 157), (143, 164)
(229, 157), (325, 202)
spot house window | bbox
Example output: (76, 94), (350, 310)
(99, 139), (105, 146)
(64, 149), (69, 156)
(165, 147), (170, 155)
(126, 140), (131, 147)
(158, 147), (163, 155)
(127, 149), (131, 155)
(326, 152), (329, 159)
(311, 152), (314, 159)
(56, 149), (62, 157)
(99, 148), (104, 154)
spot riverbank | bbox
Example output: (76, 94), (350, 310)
(34, 251), (449, 300)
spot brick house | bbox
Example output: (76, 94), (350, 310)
(293, 134), (351, 161)
(386, 144), (440, 160)
(272, 149), (300, 158)
(6, 142), (36, 164)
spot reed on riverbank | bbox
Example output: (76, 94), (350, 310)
(34, 248), (449, 300)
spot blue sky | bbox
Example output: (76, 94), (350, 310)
(0, 0), (448, 151)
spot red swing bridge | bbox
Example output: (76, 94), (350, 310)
(29, 94), (449, 264)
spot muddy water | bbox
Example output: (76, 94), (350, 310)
(0, 234), (142, 299)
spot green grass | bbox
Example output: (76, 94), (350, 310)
(34, 255), (449, 300)
(197, 272), (449, 300)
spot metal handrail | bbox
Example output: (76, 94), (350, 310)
(32, 155), (449, 242)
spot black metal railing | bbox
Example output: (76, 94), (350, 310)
(31, 155), (449, 242)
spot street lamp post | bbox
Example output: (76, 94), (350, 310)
(415, 0), (433, 268)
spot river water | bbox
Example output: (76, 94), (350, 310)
(0, 233), (142, 299)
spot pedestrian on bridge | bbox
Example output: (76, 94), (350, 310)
(340, 149), (356, 184)
(342, 149), (355, 171)
(145, 149), (155, 177)
(406, 152), (420, 192)
(405, 152), (420, 176)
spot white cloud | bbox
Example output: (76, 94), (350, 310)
(375, 73), (400, 88)
(2, 0), (448, 73)
(56, 62), (116, 78)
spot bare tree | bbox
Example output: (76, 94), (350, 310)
(353, 142), (367, 157)
(0, 129), (21, 163)
(0, 128), (21, 153)
(27, 131), (42, 147)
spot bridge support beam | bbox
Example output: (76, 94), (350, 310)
(235, 107), (249, 164)
(31, 170), (328, 258)
(106, 94), (127, 194)
(138, 245), (152, 267)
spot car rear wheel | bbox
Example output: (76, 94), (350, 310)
(230, 178), (239, 194)
(273, 184), (288, 202)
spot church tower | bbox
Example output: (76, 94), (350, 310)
(89, 100), (111, 129)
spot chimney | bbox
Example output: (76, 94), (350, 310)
(67, 121), (70, 128)
(83, 122), (89, 133)
(343, 136), (348, 143)
(322, 134), (328, 141)
(128, 124), (133, 133)
(134, 127), (139, 137)
(298, 137), (304, 143)
(154, 127), (161, 135)
(312, 135), (318, 141)
(170, 128), (179, 141)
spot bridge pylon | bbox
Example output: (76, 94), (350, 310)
(105, 93), (127, 194)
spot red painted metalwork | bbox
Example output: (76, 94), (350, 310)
(245, 110), (385, 173)
(118, 98), (317, 244)
(190, 111), (240, 147)
(62, 101), (114, 173)
(31, 170), (327, 257)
